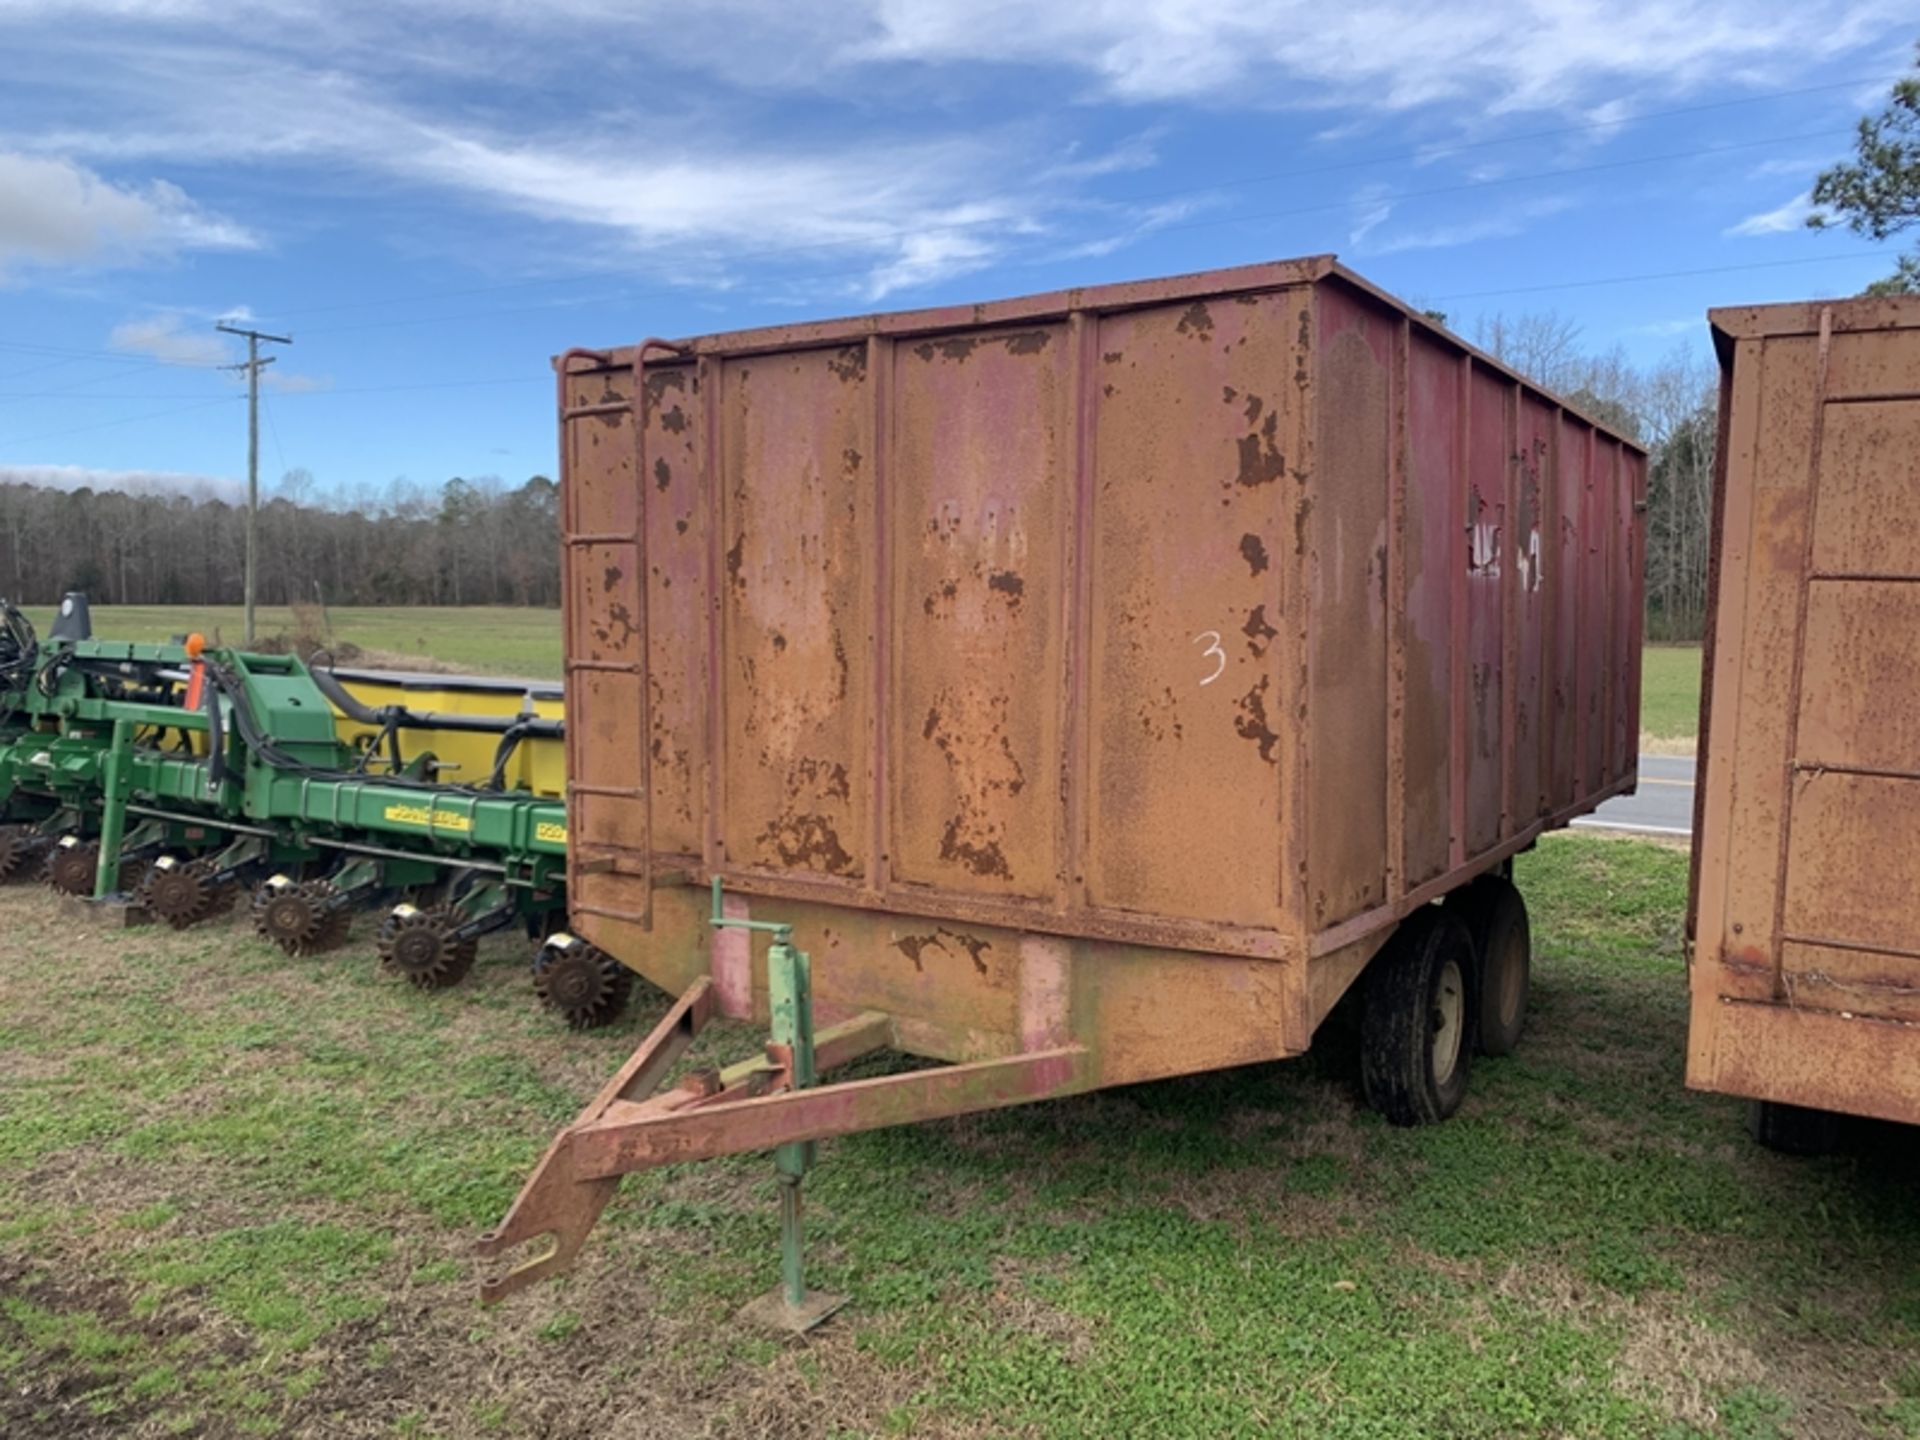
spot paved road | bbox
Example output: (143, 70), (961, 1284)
(1573, 753), (1696, 840)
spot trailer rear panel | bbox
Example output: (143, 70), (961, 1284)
(1691, 295), (1920, 1124)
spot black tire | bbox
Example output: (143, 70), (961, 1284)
(1747, 1100), (1839, 1156)
(1448, 877), (1531, 1057)
(1361, 908), (1475, 1126)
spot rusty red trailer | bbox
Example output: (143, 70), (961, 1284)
(1689, 294), (1920, 1152)
(482, 255), (1647, 1311)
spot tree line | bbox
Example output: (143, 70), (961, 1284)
(1466, 312), (1716, 644)
(0, 473), (561, 610)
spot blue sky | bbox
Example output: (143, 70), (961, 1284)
(0, 2), (1913, 504)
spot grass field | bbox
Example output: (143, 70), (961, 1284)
(22, 607), (1708, 747)
(17, 606), (566, 681)
(2, 834), (1915, 1438)
(1640, 645), (1704, 753)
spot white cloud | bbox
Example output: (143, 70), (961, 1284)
(1627, 317), (1702, 338)
(1, 46), (1144, 297)
(1748, 157), (1828, 180)
(0, 150), (253, 277)
(1365, 195), (1577, 255)
(1726, 190), (1814, 237)
(108, 313), (232, 367)
(264, 370), (331, 393)
(828, 0), (1908, 112)
(0, 0), (1906, 297)
(1347, 187), (1394, 247)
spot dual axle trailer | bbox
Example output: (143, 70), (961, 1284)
(482, 256), (1647, 1319)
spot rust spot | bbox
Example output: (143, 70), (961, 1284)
(987, 569), (1025, 607)
(603, 564), (622, 589)
(725, 533), (746, 591)
(1139, 686), (1185, 743)
(757, 813), (855, 874)
(653, 457), (672, 491)
(1176, 301), (1214, 338)
(1244, 393), (1264, 424)
(1294, 496), (1313, 557)
(893, 927), (993, 976)
(1005, 331), (1050, 356)
(1233, 676), (1280, 763)
(843, 447), (862, 475)
(771, 631), (787, 653)
(1239, 532), (1269, 576)
(1102, 383), (1117, 398)
(790, 756), (851, 801)
(915, 337), (979, 363)
(939, 821), (1012, 879)
(1234, 412), (1285, 489)
(1242, 605), (1277, 656)
(827, 347), (867, 382)
(1222, 385), (1238, 405)
(675, 517), (689, 535)
(922, 691), (1025, 879)
(659, 405), (688, 434)
(923, 579), (960, 617)
(1102, 350), (1123, 364)
(603, 601), (636, 650)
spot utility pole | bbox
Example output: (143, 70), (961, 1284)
(216, 321), (291, 644)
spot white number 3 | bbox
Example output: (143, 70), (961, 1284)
(1193, 630), (1226, 686)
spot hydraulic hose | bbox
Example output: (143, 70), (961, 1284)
(308, 662), (563, 740)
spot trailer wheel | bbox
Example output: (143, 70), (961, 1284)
(1361, 908), (1475, 1126)
(1747, 1100), (1839, 1156)
(1448, 877), (1531, 1057)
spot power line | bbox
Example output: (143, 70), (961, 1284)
(253, 70), (1896, 326)
(0, 396), (241, 449)
(260, 387), (290, 478)
(1430, 249), (1896, 301)
(0, 376), (541, 400)
(0, 338), (223, 368)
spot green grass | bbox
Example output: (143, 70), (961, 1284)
(2, 833), (1916, 1437)
(18, 605), (563, 679)
(1641, 644), (1702, 746)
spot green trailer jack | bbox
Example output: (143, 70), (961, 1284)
(708, 880), (847, 1335)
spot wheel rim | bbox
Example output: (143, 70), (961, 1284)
(1432, 956), (1465, 1086)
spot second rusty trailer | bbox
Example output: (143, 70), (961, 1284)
(1689, 294), (1920, 1152)
(482, 256), (1646, 1312)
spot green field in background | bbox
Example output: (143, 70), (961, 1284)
(19, 605), (565, 680)
(1640, 644), (1703, 746)
(21, 606), (1704, 743)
